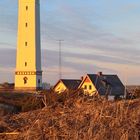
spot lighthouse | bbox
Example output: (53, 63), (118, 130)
(15, 0), (42, 90)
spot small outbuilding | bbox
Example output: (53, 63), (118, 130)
(79, 72), (125, 99)
(53, 79), (81, 94)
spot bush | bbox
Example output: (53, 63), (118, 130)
(127, 88), (140, 99)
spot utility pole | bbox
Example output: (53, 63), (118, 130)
(57, 40), (64, 79)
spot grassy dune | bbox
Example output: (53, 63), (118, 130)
(0, 91), (140, 140)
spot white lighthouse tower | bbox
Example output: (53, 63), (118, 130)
(15, 0), (42, 90)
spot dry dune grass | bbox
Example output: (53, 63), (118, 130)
(0, 91), (140, 140)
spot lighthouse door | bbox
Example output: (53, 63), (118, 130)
(23, 77), (28, 84)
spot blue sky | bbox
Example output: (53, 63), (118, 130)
(0, 0), (140, 85)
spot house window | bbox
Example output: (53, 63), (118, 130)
(38, 79), (40, 84)
(25, 62), (27, 67)
(26, 6), (28, 11)
(25, 22), (28, 27)
(25, 42), (28, 46)
(84, 85), (87, 89)
(89, 85), (92, 90)
(23, 77), (28, 84)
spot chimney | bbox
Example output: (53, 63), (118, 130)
(81, 76), (84, 80)
(98, 72), (102, 76)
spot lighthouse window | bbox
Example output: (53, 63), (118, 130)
(25, 42), (28, 46)
(26, 6), (28, 11)
(25, 62), (27, 67)
(25, 22), (28, 27)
